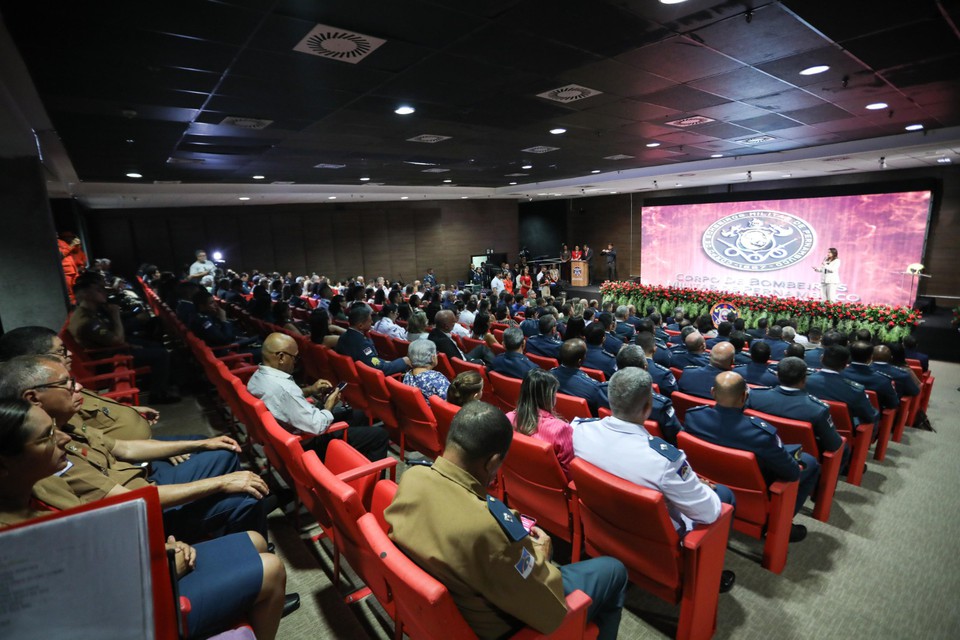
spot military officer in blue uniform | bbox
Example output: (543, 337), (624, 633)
(335, 303), (410, 375)
(583, 322), (618, 379)
(684, 371), (819, 537)
(669, 332), (710, 369)
(635, 319), (672, 368)
(550, 339), (609, 416)
(613, 306), (636, 341)
(487, 327), (539, 380)
(802, 327), (825, 368)
(746, 357), (849, 470)
(677, 342), (736, 399)
(192, 290), (261, 361)
(730, 333), (752, 365)
(595, 313), (624, 357)
(422, 268), (437, 288)
(763, 325), (789, 361)
(842, 342), (899, 410)
(636, 333), (677, 396)
(615, 346), (682, 443)
(805, 345), (879, 438)
(524, 315), (563, 359)
(871, 345), (921, 400)
(734, 341), (779, 387)
(705, 321), (733, 349)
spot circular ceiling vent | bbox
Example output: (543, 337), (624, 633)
(294, 24), (386, 64)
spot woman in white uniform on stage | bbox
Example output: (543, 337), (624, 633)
(813, 247), (841, 302)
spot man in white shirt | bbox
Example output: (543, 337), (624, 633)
(189, 250), (217, 281)
(459, 298), (478, 328)
(247, 333), (390, 460)
(490, 272), (505, 298)
(371, 304), (408, 340)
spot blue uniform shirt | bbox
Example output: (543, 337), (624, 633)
(647, 359), (678, 396)
(525, 334), (562, 359)
(746, 386), (843, 454)
(487, 351), (538, 380)
(550, 365), (609, 416)
(805, 369), (879, 427)
(336, 327), (408, 375)
(583, 344), (617, 379)
(841, 363), (899, 410)
(677, 364), (728, 399)
(734, 362), (779, 387)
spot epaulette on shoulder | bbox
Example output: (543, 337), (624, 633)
(652, 391), (668, 402)
(842, 377), (865, 391)
(652, 362), (670, 372)
(649, 436), (681, 461)
(748, 415), (777, 435)
(686, 404), (709, 414)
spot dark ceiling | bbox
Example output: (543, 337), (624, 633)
(2, 0), (959, 189)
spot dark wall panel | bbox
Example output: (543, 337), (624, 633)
(519, 200), (567, 259)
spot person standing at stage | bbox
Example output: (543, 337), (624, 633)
(582, 244), (595, 284)
(602, 244), (617, 281)
(571, 245), (582, 260)
(813, 248), (841, 302)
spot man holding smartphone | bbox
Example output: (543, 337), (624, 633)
(247, 333), (390, 461)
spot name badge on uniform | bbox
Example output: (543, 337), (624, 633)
(677, 461), (692, 481)
(515, 547), (534, 579)
(363, 347), (373, 356)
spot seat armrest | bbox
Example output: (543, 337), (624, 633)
(508, 589), (593, 640)
(335, 457), (399, 483)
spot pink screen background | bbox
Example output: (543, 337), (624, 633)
(641, 191), (931, 306)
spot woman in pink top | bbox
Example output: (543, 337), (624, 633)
(505, 369), (575, 478)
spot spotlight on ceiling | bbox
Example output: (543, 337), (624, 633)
(905, 124), (924, 131)
(252, 175), (265, 180)
(521, 164), (533, 170)
(549, 128), (567, 135)
(212, 251), (223, 261)
(394, 105), (415, 115)
(799, 65), (830, 76)
(865, 102), (888, 110)
(126, 172), (142, 178)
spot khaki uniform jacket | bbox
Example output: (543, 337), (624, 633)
(32, 416), (150, 509)
(79, 390), (152, 440)
(384, 457), (567, 639)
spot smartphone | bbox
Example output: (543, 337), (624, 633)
(336, 382), (348, 392)
(520, 514), (537, 533)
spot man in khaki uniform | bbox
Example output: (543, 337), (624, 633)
(385, 401), (627, 640)
(0, 355), (272, 542)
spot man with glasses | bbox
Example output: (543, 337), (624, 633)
(248, 333), (390, 461)
(189, 249), (217, 281)
(0, 355), (273, 542)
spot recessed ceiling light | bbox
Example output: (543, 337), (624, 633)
(866, 102), (888, 110)
(126, 172), (142, 179)
(443, 179), (452, 183)
(509, 182), (517, 185)
(799, 65), (830, 76)
(238, 196), (250, 201)
(359, 177), (370, 181)
(328, 196), (337, 199)
(549, 128), (567, 135)
(461, 196), (469, 199)
(710, 153), (724, 158)
(675, 183), (682, 187)
(937, 157), (952, 164)
(646, 142), (661, 148)
(609, 191), (619, 194)
(400, 196), (409, 200)
(394, 105), (415, 115)
(905, 124), (924, 131)
(252, 175), (265, 180)
(537, 193), (548, 196)
(782, 173), (792, 178)
(521, 164), (533, 170)
(125, 139), (135, 143)
(659, 0), (688, 4)
(591, 169), (601, 174)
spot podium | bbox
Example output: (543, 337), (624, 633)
(571, 260), (589, 287)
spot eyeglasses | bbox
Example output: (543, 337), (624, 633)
(275, 351), (300, 362)
(47, 345), (69, 358)
(29, 377), (77, 393)
(32, 423), (59, 447)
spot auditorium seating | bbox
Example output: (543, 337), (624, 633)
(384, 376), (444, 459)
(823, 399), (870, 486)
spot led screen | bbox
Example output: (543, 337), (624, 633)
(641, 191), (931, 306)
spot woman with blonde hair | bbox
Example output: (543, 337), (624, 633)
(505, 369), (574, 478)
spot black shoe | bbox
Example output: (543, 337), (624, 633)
(719, 570), (736, 593)
(789, 524), (808, 543)
(282, 593), (301, 618)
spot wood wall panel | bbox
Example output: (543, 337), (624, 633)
(271, 212), (306, 275)
(237, 214), (275, 273)
(565, 194), (637, 280)
(301, 212), (336, 277)
(361, 211), (392, 279)
(129, 217), (174, 271)
(166, 216), (207, 274)
(385, 209), (417, 282)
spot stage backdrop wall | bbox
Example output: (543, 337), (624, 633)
(641, 191), (930, 306)
(80, 199), (518, 287)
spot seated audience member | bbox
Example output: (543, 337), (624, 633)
(613, 306), (636, 341)
(385, 401), (628, 639)
(614, 346), (682, 444)
(505, 369), (574, 478)
(871, 344), (921, 400)
(459, 298), (478, 328)
(69, 275), (179, 403)
(562, 315), (586, 341)
(336, 303), (410, 375)
(174, 280), (202, 327)
(525, 315), (563, 359)
(635, 333), (677, 396)
(746, 357), (850, 471)
(0, 356), (272, 542)
(842, 342), (899, 410)
(670, 331), (710, 369)
(705, 321), (733, 349)
(471, 312), (499, 349)
(746, 317), (768, 341)
(729, 332), (752, 365)
(328, 294), (348, 322)
(309, 307), (344, 349)
(763, 325), (789, 361)
(684, 372), (819, 541)
(583, 322), (618, 379)
(446, 371), (484, 406)
(223, 278), (246, 306)
(518, 306), (541, 337)
(371, 303), (408, 341)
(402, 340), (450, 405)
(735, 341), (780, 387)
(487, 327), (538, 380)
(247, 284), (273, 321)
(805, 346), (879, 438)
(273, 302), (306, 336)
(430, 310), (495, 366)
(193, 289), (262, 362)
(0, 326), (157, 441)
(901, 335), (929, 372)
(0, 399), (294, 639)
(572, 367), (736, 591)
(677, 342), (736, 399)
(803, 327), (824, 362)
(405, 310), (430, 342)
(248, 334), (389, 461)
(549, 339), (609, 416)
(596, 313), (624, 357)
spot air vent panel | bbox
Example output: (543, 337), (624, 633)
(537, 84), (603, 103)
(219, 116), (273, 130)
(294, 24), (386, 64)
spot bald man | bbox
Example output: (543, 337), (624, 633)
(670, 331), (710, 369)
(684, 372), (819, 538)
(870, 345), (920, 400)
(247, 333), (389, 461)
(676, 342), (736, 399)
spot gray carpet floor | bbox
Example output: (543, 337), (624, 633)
(154, 360), (960, 639)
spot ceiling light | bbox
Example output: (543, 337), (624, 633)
(937, 157), (952, 164)
(799, 65), (830, 76)
(865, 102), (888, 110)
(905, 124), (924, 131)
(659, 0), (688, 4)
(400, 196), (409, 200)
(509, 182), (517, 185)
(394, 105), (415, 115)
(591, 169), (601, 174)
(443, 179), (452, 183)
(609, 191), (619, 194)
(521, 164), (533, 170)
(782, 173), (792, 178)
(212, 251), (223, 261)
(126, 172), (142, 178)
(360, 177), (370, 181)
(537, 193), (548, 196)
(252, 175), (265, 180)
(328, 196), (337, 199)
(238, 196), (250, 201)
(549, 127), (567, 135)
(461, 196), (469, 199)
(646, 142), (661, 148)
(403, 160), (436, 166)
(710, 153), (724, 158)
(125, 139), (135, 143)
